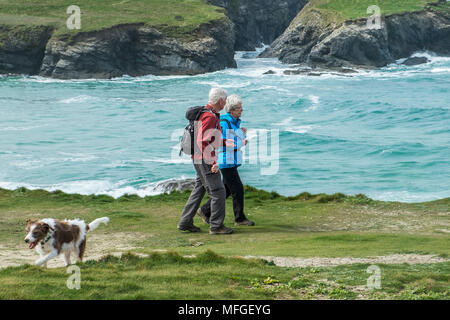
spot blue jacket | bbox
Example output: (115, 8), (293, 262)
(219, 113), (246, 169)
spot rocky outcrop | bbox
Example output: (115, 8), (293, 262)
(153, 178), (196, 194)
(0, 25), (53, 75)
(261, 3), (450, 68)
(0, 18), (236, 79)
(402, 56), (430, 66)
(281, 66), (356, 76)
(208, 0), (308, 50)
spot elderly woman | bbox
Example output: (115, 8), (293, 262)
(197, 94), (255, 226)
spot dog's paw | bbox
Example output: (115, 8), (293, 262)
(34, 259), (44, 266)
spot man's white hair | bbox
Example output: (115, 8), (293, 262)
(208, 87), (227, 105)
(225, 94), (242, 113)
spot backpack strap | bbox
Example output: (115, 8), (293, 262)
(221, 119), (232, 131)
(221, 119), (242, 140)
(202, 109), (219, 129)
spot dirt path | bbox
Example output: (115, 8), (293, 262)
(243, 254), (450, 268)
(1, 230), (448, 269)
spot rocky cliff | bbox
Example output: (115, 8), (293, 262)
(260, 2), (450, 68)
(0, 25), (53, 75)
(208, 0), (308, 50)
(0, 18), (236, 79)
(0, 0), (307, 78)
(2, 1), (448, 78)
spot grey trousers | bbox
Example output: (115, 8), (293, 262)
(179, 161), (226, 230)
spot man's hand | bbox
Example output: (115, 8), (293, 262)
(211, 163), (219, 173)
(241, 127), (247, 135)
(224, 139), (235, 148)
(244, 139), (248, 146)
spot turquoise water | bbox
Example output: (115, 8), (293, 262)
(0, 50), (449, 202)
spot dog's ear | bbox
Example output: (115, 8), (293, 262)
(42, 223), (50, 233)
(26, 219), (35, 230)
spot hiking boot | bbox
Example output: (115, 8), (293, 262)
(235, 219), (255, 226)
(178, 225), (201, 233)
(209, 226), (234, 235)
(197, 209), (210, 225)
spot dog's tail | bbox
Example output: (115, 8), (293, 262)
(87, 217), (109, 232)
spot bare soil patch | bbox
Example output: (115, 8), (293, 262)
(243, 254), (450, 268)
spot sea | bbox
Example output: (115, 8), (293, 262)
(0, 48), (449, 202)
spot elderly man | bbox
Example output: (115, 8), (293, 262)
(178, 88), (235, 235)
(197, 94), (255, 226)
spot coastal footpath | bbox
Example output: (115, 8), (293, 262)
(260, 0), (450, 69)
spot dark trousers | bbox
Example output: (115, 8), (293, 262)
(179, 161), (226, 230)
(201, 166), (247, 222)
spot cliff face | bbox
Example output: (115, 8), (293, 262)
(0, 0), (307, 78)
(0, 18), (236, 79)
(208, 0), (308, 50)
(0, 25), (53, 75)
(261, 5), (450, 68)
(2, 2), (448, 78)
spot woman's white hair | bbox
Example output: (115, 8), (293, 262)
(225, 94), (242, 113)
(208, 87), (227, 105)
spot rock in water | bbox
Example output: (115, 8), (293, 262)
(242, 52), (259, 59)
(153, 179), (196, 194)
(402, 56), (430, 66)
(263, 70), (276, 74)
(283, 69), (307, 75)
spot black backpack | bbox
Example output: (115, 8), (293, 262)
(180, 106), (217, 156)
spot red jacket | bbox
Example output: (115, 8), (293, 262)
(192, 104), (222, 166)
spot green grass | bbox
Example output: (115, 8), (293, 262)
(0, 186), (448, 299)
(0, 251), (299, 299)
(0, 186), (449, 258)
(316, 261), (450, 299)
(293, 0), (446, 29)
(316, 0), (440, 20)
(431, 0), (450, 12)
(0, 0), (226, 38)
(0, 251), (447, 299)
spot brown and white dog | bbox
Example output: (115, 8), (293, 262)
(24, 217), (109, 267)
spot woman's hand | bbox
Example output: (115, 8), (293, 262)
(211, 164), (219, 173)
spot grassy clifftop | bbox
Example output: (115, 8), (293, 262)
(0, 0), (226, 37)
(316, 0), (442, 20)
(0, 186), (448, 258)
(0, 186), (448, 299)
(291, 0), (445, 29)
